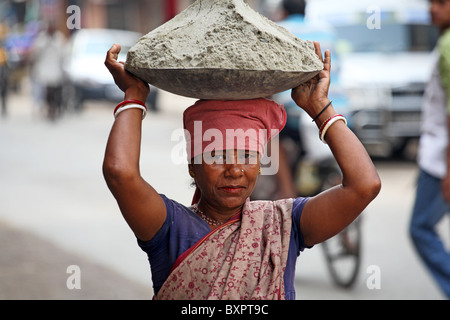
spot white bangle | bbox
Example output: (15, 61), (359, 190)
(320, 115), (347, 144)
(114, 104), (147, 120)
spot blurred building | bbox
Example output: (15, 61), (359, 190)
(2, 0), (272, 35)
(79, 0), (268, 34)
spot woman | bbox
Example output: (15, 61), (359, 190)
(103, 42), (381, 300)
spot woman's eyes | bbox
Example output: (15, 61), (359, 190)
(204, 151), (257, 164)
(237, 153), (257, 163)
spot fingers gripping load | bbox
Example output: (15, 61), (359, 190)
(125, 0), (323, 100)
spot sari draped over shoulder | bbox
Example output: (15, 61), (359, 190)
(155, 198), (294, 300)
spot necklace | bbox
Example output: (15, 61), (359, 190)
(192, 204), (223, 226)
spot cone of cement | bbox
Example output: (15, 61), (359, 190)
(125, 0), (323, 100)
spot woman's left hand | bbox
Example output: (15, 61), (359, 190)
(104, 43), (150, 102)
(291, 41), (331, 120)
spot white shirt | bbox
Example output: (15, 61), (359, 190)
(31, 31), (66, 86)
(418, 49), (448, 179)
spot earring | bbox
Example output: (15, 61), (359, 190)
(258, 168), (261, 175)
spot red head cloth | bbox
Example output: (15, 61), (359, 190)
(183, 98), (287, 162)
(183, 98), (286, 205)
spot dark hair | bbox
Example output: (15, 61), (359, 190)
(282, 0), (306, 15)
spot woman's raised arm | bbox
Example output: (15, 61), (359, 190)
(292, 42), (381, 247)
(103, 44), (166, 242)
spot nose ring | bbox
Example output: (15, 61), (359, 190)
(241, 169), (244, 173)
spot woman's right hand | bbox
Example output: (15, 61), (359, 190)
(104, 43), (150, 102)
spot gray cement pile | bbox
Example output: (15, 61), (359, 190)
(125, 0), (323, 100)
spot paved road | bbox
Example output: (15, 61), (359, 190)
(0, 85), (447, 300)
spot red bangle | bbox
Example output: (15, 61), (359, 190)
(319, 114), (347, 143)
(114, 99), (147, 115)
(319, 114), (343, 136)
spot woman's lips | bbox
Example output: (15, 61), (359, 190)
(219, 186), (245, 194)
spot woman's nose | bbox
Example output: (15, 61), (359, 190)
(225, 164), (244, 177)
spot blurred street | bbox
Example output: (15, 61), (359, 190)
(0, 81), (448, 300)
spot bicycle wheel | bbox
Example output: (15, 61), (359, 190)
(321, 218), (362, 289)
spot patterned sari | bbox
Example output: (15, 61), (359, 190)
(155, 198), (293, 300)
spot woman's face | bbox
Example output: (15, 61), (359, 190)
(190, 149), (260, 211)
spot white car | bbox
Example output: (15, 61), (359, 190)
(64, 28), (159, 111)
(306, 0), (439, 158)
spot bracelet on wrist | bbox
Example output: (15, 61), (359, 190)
(114, 104), (147, 120)
(312, 100), (333, 122)
(319, 114), (347, 144)
(114, 99), (147, 120)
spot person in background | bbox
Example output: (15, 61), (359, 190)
(0, 22), (8, 118)
(29, 21), (66, 121)
(409, 0), (450, 299)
